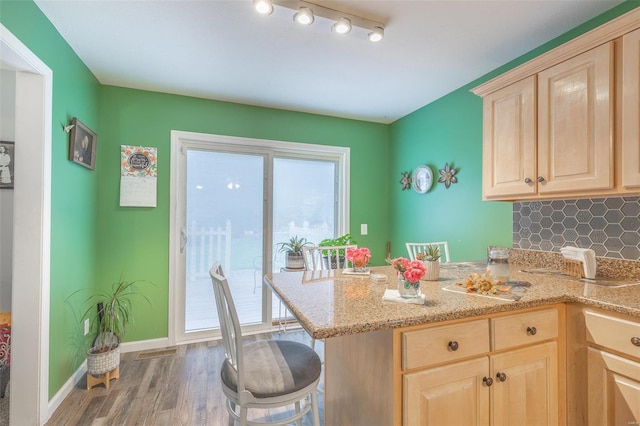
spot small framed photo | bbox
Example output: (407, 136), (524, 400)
(0, 141), (15, 189)
(68, 117), (97, 170)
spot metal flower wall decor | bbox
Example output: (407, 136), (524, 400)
(438, 163), (458, 188)
(399, 171), (412, 190)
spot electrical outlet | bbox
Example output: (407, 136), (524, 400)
(84, 319), (90, 336)
(361, 224), (368, 235)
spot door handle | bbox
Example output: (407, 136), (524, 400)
(180, 227), (188, 253)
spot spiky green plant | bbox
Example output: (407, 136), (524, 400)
(417, 244), (441, 262)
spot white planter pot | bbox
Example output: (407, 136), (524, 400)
(285, 252), (305, 269)
(87, 344), (120, 375)
(422, 260), (440, 281)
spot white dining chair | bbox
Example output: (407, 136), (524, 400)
(405, 242), (450, 263)
(209, 262), (321, 426)
(302, 245), (357, 271)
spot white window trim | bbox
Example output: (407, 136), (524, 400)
(169, 130), (350, 345)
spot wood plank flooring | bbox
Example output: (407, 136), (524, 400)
(46, 330), (324, 426)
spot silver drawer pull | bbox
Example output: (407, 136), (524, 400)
(448, 341), (459, 351)
(483, 376), (493, 387)
(527, 326), (537, 336)
(496, 372), (507, 382)
(631, 337), (640, 347)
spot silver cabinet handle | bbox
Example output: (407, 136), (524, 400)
(537, 176), (545, 183)
(524, 178), (532, 184)
(631, 337), (640, 347)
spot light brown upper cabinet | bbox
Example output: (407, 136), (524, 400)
(482, 76), (537, 199)
(473, 8), (640, 201)
(479, 44), (613, 200)
(622, 28), (640, 188)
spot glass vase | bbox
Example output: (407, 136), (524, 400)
(352, 261), (368, 273)
(398, 274), (421, 298)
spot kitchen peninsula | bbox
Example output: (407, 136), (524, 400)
(264, 250), (640, 425)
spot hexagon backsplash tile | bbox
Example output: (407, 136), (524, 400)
(513, 196), (640, 260)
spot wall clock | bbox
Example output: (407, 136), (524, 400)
(412, 165), (433, 193)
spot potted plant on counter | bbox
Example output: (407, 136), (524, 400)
(416, 244), (441, 281)
(318, 233), (357, 269)
(276, 235), (313, 270)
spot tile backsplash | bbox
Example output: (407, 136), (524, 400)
(513, 196), (640, 260)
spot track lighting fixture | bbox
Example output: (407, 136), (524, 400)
(293, 7), (314, 25)
(253, 0), (273, 15)
(332, 17), (351, 35)
(253, 0), (385, 42)
(367, 26), (384, 42)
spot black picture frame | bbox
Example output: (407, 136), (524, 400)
(0, 141), (15, 189)
(68, 117), (97, 170)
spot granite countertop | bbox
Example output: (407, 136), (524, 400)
(264, 254), (640, 339)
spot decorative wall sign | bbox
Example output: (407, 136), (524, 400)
(119, 145), (158, 207)
(399, 171), (412, 190)
(438, 163), (458, 188)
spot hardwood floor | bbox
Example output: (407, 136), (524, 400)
(46, 330), (324, 425)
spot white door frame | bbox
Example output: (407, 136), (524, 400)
(1, 24), (52, 425)
(169, 130), (350, 345)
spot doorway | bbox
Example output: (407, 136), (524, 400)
(1, 24), (53, 424)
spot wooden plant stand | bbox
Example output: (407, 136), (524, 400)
(87, 365), (119, 390)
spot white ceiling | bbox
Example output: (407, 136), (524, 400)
(34, 0), (623, 124)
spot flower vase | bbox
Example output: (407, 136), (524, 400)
(352, 262), (368, 273)
(398, 275), (421, 298)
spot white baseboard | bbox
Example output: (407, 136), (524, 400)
(47, 360), (87, 419)
(119, 337), (171, 353)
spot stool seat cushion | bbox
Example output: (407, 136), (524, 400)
(221, 340), (321, 398)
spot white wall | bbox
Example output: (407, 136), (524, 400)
(0, 68), (15, 312)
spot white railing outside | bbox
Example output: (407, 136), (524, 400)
(188, 220), (231, 280)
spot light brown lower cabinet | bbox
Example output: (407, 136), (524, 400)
(587, 348), (640, 425)
(403, 342), (558, 426)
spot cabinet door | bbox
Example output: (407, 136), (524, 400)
(482, 76), (536, 199)
(538, 43), (613, 194)
(588, 348), (640, 426)
(491, 341), (558, 426)
(404, 357), (489, 426)
(622, 28), (640, 188)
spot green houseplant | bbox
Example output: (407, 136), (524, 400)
(75, 275), (153, 377)
(318, 233), (357, 269)
(276, 235), (313, 269)
(416, 244), (441, 281)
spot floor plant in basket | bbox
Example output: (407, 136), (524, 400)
(72, 274), (153, 381)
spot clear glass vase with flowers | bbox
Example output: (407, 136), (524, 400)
(346, 247), (371, 272)
(388, 257), (427, 298)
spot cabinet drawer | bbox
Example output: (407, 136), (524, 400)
(402, 319), (489, 370)
(492, 308), (558, 350)
(585, 310), (640, 359)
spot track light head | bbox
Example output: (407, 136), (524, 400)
(293, 7), (314, 25)
(332, 17), (352, 35)
(253, 0), (273, 15)
(367, 26), (384, 42)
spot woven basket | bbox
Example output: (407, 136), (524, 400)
(87, 345), (120, 375)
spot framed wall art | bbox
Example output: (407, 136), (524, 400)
(68, 117), (97, 170)
(0, 141), (15, 189)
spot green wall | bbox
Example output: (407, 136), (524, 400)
(388, 0), (640, 262)
(0, 0), (102, 397)
(97, 87), (390, 342)
(2, 0), (640, 402)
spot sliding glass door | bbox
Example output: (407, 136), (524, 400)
(184, 149), (265, 331)
(171, 132), (349, 343)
